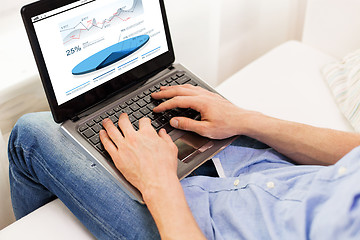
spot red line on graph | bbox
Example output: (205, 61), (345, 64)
(63, 14), (131, 45)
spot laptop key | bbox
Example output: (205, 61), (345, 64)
(109, 115), (118, 123)
(123, 107), (132, 115)
(115, 111), (122, 118)
(177, 73), (185, 78)
(86, 120), (95, 127)
(90, 135), (101, 145)
(164, 111), (176, 120)
(100, 113), (108, 119)
(133, 121), (139, 130)
(151, 119), (161, 129)
(107, 110), (115, 116)
(83, 129), (95, 138)
(176, 76), (191, 85)
(133, 111), (143, 120)
(113, 106), (121, 112)
(92, 124), (103, 134)
(140, 107), (151, 115)
(147, 102), (157, 111)
(119, 103), (127, 109)
(143, 89), (151, 95)
(160, 80), (168, 86)
(132, 96), (139, 102)
(93, 116), (102, 123)
(143, 95), (152, 104)
(130, 103), (140, 111)
(137, 99), (147, 108)
(158, 116), (168, 125)
(147, 112), (156, 120)
(78, 124), (88, 132)
(128, 114), (136, 123)
(188, 80), (198, 86)
(96, 143), (105, 152)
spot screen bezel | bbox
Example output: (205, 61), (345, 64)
(21, 0), (175, 123)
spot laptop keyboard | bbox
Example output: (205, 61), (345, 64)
(77, 72), (200, 158)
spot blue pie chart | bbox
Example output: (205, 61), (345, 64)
(72, 35), (150, 75)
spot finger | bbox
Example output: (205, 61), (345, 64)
(117, 113), (136, 137)
(153, 96), (203, 113)
(151, 85), (198, 100)
(138, 117), (154, 132)
(158, 128), (173, 143)
(99, 130), (118, 155)
(170, 117), (207, 135)
(102, 118), (124, 144)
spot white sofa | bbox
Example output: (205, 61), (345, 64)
(1, 0), (360, 239)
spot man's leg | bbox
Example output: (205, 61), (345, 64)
(8, 112), (159, 239)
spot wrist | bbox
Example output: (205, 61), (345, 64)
(142, 174), (205, 239)
(142, 174), (181, 205)
(234, 110), (267, 136)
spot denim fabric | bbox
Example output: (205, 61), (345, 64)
(8, 112), (159, 239)
(8, 112), (360, 239)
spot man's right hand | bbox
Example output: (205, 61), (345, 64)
(152, 84), (260, 139)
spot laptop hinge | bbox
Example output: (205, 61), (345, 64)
(71, 115), (80, 122)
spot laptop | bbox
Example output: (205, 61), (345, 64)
(21, 0), (236, 203)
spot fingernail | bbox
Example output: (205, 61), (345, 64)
(170, 119), (178, 128)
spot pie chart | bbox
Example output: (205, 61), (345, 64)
(72, 35), (149, 75)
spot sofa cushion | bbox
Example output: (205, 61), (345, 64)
(322, 49), (360, 132)
(217, 40), (354, 132)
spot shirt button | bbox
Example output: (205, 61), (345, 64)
(266, 181), (275, 189)
(338, 166), (347, 175)
(234, 179), (240, 186)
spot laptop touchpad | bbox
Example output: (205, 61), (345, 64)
(174, 132), (214, 163)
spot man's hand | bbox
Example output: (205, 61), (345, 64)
(99, 114), (206, 239)
(99, 114), (178, 196)
(152, 84), (259, 139)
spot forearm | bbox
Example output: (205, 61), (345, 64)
(143, 176), (205, 240)
(240, 112), (360, 165)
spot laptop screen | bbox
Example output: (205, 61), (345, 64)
(31, 0), (169, 106)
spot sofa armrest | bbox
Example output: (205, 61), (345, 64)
(0, 199), (95, 239)
(217, 41), (353, 132)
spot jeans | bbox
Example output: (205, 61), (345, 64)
(8, 112), (269, 239)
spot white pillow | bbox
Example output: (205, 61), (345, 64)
(323, 49), (360, 132)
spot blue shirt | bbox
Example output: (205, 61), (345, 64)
(181, 144), (360, 239)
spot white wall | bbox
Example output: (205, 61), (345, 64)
(164, 1), (222, 86)
(1, 0), (31, 15)
(303, 0), (360, 58)
(165, 0), (307, 86)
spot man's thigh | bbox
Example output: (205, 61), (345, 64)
(9, 112), (160, 239)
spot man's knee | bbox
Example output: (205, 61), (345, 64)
(13, 112), (53, 133)
(9, 112), (54, 149)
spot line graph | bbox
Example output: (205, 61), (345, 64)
(59, 0), (143, 45)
